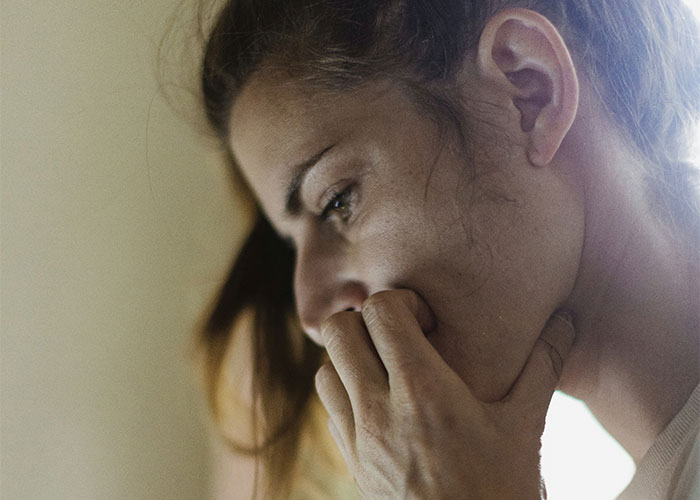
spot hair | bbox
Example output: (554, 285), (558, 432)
(195, 0), (700, 497)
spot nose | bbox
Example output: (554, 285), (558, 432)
(296, 278), (368, 345)
(293, 237), (368, 345)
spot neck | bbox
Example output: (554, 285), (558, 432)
(557, 122), (700, 464)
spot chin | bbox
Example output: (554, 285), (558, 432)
(427, 324), (515, 403)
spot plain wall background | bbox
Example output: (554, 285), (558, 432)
(1, 2), (698, 500)
(1, 1), (245, 498)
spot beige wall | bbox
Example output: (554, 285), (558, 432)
(3, 2), (699, 500)
(1, 2), (243, 498)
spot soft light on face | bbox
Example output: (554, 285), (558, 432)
(228, 70), (584, 402)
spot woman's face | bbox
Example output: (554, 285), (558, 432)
(229, 71), (584, 402)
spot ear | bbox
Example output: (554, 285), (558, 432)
(477, 8), (579, 166)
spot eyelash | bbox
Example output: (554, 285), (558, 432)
(320, 184), (355, 224)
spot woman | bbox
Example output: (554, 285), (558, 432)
(195, 0), (700, 498)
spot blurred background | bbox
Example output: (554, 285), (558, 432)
(1, 1), (698, 499)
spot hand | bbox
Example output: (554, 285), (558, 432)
(314, 289), (575, 499)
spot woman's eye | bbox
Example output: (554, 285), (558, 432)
(320, 185), (354, 223)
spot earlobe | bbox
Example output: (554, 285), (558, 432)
(477, 9), (579, 167)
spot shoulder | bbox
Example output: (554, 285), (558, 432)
(670, 427), (699, 500)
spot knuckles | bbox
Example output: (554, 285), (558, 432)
(320, 289), (417, 336)
(361, 289), (415, 326)
(361, 292), (392, 323)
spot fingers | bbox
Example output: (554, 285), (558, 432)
(327, 418), (353, 466)
(317, 310), (388, 448)
(537, 313), (574, 378)
(315, 362), (355, 445)
(360, 289), (444, 387)
(508, 312), (575, 420)
(320, 311), (388, 398)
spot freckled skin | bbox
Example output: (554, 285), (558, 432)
(229, 73), (585, 402)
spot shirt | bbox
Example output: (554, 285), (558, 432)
(618, 383), (700, 500)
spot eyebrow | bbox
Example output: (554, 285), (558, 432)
(284, 145), (334, 217)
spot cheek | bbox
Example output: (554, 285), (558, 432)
(429, 285), (556, 402)
(413, 264), (545, 402)
(415, 185), (582, 401)
(353, 164), (583, 401)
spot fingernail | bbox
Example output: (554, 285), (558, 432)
(540, 312), (576, 373)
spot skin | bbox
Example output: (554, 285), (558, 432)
(229, 13), (582, 404)
(227, 7), (700, 497)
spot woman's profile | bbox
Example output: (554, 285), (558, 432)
(191, 1), (700, 498)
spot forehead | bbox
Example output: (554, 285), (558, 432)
(229, 73), (331, 194)
(227, 70), (403, 216)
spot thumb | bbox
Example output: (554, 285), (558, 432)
(507, 313), (575, 420)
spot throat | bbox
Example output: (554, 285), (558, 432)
(559, 215), (700, 463)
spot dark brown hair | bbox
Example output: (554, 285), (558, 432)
(196, 0), (700, 497)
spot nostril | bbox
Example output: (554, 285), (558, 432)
(345, 307), (355, 312)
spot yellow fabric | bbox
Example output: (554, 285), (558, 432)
(216, 312), (358, 499)
(290, 397), (360, 500)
